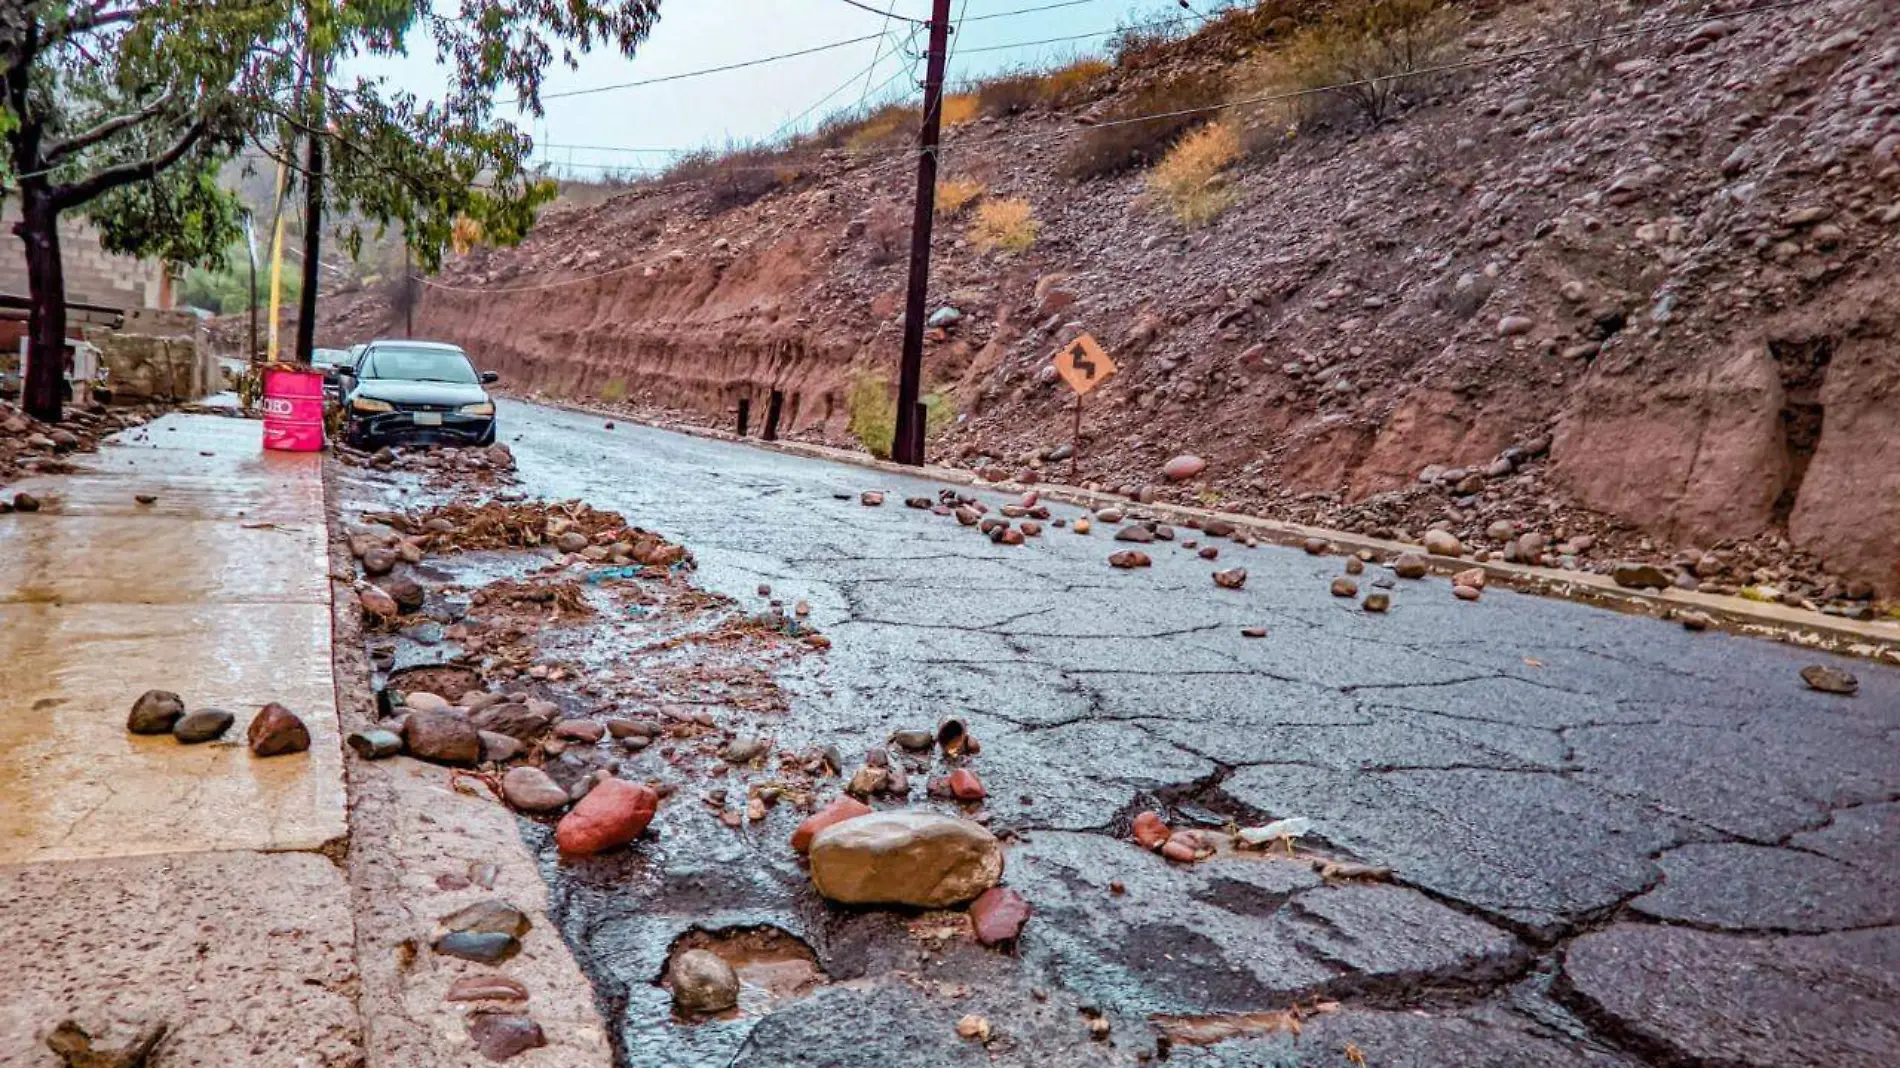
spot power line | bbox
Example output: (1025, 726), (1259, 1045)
(963, 0), (1101, 22)
(834, 0), (925, 24)
(954, 13), (1198, 56)
(531, 32), (890, 102)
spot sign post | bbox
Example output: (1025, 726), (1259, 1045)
(1051, 333), (1117, 480)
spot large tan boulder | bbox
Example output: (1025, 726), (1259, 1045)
(808, 811), (1002, 908)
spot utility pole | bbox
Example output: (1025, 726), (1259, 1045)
(292, 56), (324, 365)
(891, 0), (953, 466)
(403, 243), (414, 337)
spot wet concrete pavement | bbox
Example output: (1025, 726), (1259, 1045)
(0, 412), (344, 862)
(1, 412), (360, 1067)
(493, 399), (1900, 1068)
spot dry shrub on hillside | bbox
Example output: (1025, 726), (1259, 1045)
(839, 102), (922, 154)
(1062, 71), (1227, 180)
(976, 59), (1112, 117)
(864, 207), (908, 266)
(847, 373), (955, 459)
(1282, 0), (1458, 126)
(941, 93), (980, 126)
(1147, 121), (1241, 226)
(968, 197), (1040, 253)
(936, 176), (987, 216)
(663, 145), (805, 211)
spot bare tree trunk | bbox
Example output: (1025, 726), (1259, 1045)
(17, 184), (67, 423)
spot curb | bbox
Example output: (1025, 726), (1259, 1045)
(516, 394), (1900, 666)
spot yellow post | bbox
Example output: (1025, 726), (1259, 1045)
(266, 157), (290, 362)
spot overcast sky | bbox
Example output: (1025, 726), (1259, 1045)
(347, 0), (1199, 178)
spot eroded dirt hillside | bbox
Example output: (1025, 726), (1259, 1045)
(322, 0), (1900, 601)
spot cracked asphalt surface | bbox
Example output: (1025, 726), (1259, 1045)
(494, 400), (1900, 1068)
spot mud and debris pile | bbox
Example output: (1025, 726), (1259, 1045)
(366, 498), (691, 569)
(0, 398), (158, 489)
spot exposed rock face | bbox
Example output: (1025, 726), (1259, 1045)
(807, 811), (1003, 908)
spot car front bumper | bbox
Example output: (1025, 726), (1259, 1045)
(347, 410), (494, 447)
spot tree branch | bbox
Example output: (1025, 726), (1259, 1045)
(44, 93), (175, 164)
(53, 119), (208, 209)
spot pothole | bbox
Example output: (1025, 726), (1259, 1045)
(658, 926), (828, 1022)
(383, 663), (484, 701)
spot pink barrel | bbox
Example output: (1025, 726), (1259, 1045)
(261, 365), (326, 452)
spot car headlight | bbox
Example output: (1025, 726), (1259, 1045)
(458, 402), (495, 417)
(351, 397), (394, 413)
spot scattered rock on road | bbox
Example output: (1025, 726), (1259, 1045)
(1109, 550), (1151, 569)
(861, 491), (885, 507)
(1331, 577), (1359, 598)
(947, 769), (987, 801)
(969, 887), (1031, 947)
(1212, 567), (1247, 589)
(808, 811), (1003, 907)
(172, 708), (234, 744)
(669, 949), (741, 1015)
(1115, 524), (1155, 543)
(1303, 537), (1328, 555)
(1678, 610), (1714, 632)
(1452, 568), (1487, 589)
(1392, 552), (1429, 579)
(247, 703), (311, 757)
(1800, 664), (1859, 696)
(502, 766), (571, 813)
(792, 796), (873, 852)
(402, 710), (482, 766)
(358, 584), (399, 621)
(1241, 626), (1267, 638)
(956, 1015), (992, 1043)
(1453, 584), (1483, 601)
(12, 492), (40, 512)
(127, 690), (185, 735)
(1363, 593), (1390, 613)
(347, 729), (403, 760)
(556, 778), (658, 856)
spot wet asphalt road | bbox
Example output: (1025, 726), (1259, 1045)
(494, 399), (1900, 1068)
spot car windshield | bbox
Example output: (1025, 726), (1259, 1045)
(312, 348), (351, 367)
(360, 345), (478, 385)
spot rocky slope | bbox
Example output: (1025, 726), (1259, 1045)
(321, 0), (1900, 602)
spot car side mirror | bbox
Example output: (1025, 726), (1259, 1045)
(481, 371), (499, 384)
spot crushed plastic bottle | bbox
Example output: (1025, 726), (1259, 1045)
(1237, 817), (1312, 846)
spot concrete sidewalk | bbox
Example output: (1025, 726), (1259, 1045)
(0, 413), (359, 1065)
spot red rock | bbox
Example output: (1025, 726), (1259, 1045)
(1212, 567), (1247, 589)
(791, 796), (873, 852)
(1453, 584), (1482, 601)
(1108, 550), (1151, 569)
(555, 779), (658, 856)
(948, 769), (987, 801)
(1452, 567), (1487, 589)
(247, 703), (311, 757)
(969, 887), (1031, 946)
(1162, 454), (1207, 481)
(1132, 811), (1170, 851)
(1199, 546), (1219, 560)
(467, 1013), (545, 1061)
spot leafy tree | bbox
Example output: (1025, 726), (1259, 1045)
(0, 0), (662, 422)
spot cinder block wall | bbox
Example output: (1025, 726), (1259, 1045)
(0, 202), (168, 309)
